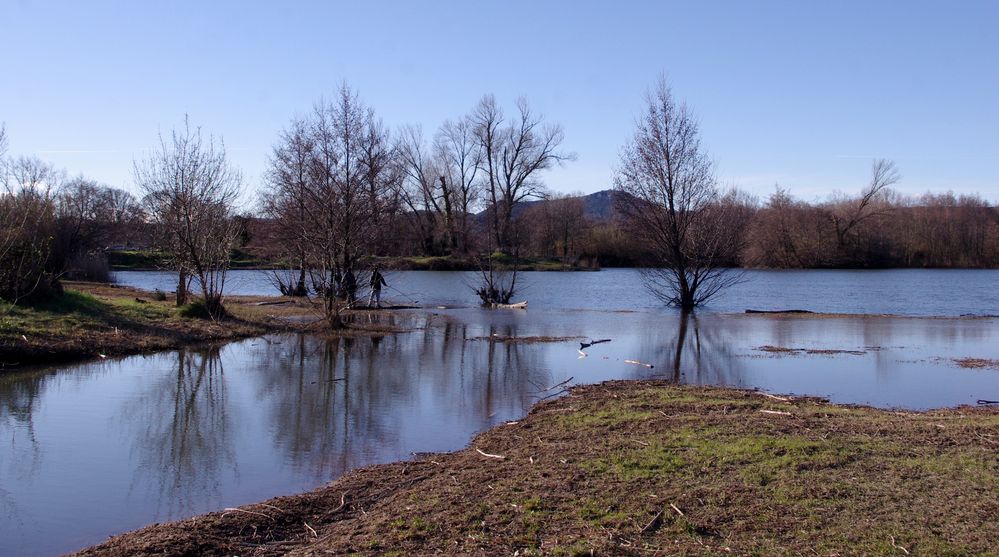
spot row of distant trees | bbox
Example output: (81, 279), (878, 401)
(3, 79), (998, 318)
(510, 170), (999, 272)
(0, 125), (144, 307)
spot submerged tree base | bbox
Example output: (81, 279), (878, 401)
(76, 381), (998, 556)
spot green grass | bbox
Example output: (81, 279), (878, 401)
(2, 290), (164, 337)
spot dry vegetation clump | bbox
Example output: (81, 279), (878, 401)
(466, 335), (586, 344)
(76, 381), (999, 556)
(757, 345), (867, 356)
(953, 357), (999, 370)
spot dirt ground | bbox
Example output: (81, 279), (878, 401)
(76, 381), (999, 556)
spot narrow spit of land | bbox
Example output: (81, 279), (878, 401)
(78, 381), (998, 556)
(0, 282), (394, 368)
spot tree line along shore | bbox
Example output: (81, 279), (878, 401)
(74, 380), (999, 556)
(4, 78), (999, 329)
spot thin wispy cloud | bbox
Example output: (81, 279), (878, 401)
(38, 149), (122, 154)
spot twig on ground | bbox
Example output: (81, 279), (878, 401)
(304, 522), (318, 538)
(760, 392), (791, 402)
(890, 535), (910, 555)
(222, 508), (274, 521)
(640, 509), (664, 534)
(670, 503), (684, 516)
(475, 448), (507, 460)
(536, 388), (571, 402)
(759, 409), (792, 416)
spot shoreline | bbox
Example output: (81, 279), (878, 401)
(75, 380), (999, 556)
(5, 280), (996, 371)
(0, 282), (399, 370)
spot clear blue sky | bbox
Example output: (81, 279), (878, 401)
(2, 0), (997, 204)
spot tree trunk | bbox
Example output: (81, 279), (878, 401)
(176, 270), (188, 306)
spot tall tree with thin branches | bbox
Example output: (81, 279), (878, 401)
(134, 117), (243, 317)
(616, 78), (746, 311)
(472, 95), (573, 252)
(263, 85), (395, 327)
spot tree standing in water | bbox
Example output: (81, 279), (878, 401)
(615, 78), (746, 312)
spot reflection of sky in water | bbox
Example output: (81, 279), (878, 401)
(2, 309), (998, 555)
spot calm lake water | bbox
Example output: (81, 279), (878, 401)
(3, 269), (999, 555)
(114, 268), (999, 316)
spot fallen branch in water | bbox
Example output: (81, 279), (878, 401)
(531, 377), (574, 395)
(580, 338), (612, 350)
(624, 359), (655, 368)
(977, 399), (999, 405)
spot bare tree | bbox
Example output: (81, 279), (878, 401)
(357, 108), (400, 255)
(51, 178), (142, 280)
(828, 159), (899, 256)
(396, 125), (446, 255)
(264, 86), (392, 327)
(472, 95), (573, 252)
(0, 146), (60, 304)
(615, 78), (744, 311)
(434, 116), (482, 254)
(134, 117), (243, 317)
(263, 118), (314, 297)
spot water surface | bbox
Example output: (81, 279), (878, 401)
(2, 307), (998, 555)
(115, 268), (999, 316)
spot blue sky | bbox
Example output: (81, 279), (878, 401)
(1, 0), (997, 204)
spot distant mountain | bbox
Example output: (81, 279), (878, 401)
(579, 189), (628, 220)
(482, 189), (631, 222)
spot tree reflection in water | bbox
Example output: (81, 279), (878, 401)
(124, 346), (235, 520)
(638, 313), (748, 387)
(0, 370), (47, 524)
(250, 317), (552, 483)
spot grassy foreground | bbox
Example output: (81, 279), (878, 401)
(0, 281), (317, 367)
(77, 381), (998, 556)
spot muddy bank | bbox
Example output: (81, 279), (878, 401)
(77, 381), (999, 556)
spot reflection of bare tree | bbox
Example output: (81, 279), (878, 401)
(250, 317), (551, 483)
(125, 346), (234, 520)
(639, 313), (748, 387)
(0, 370), (52, 524)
